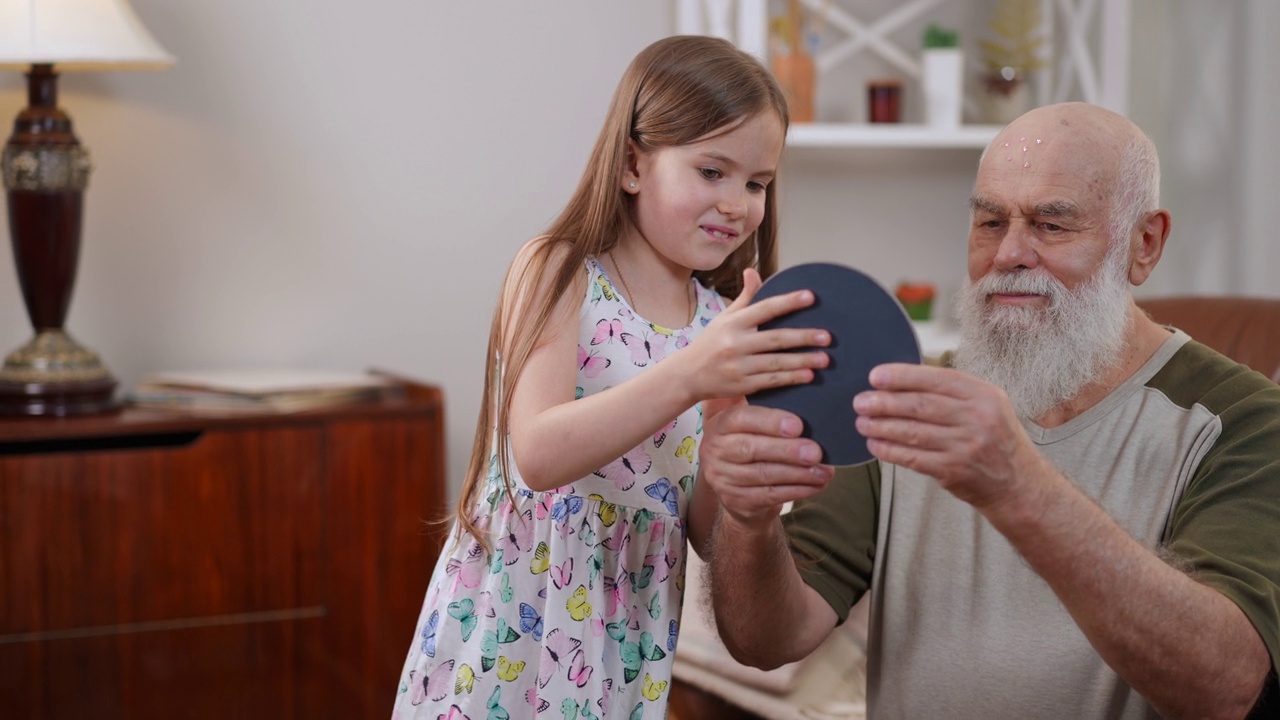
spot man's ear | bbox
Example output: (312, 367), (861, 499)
(1129, 209), (1171, 286)
(621, 139), (642, 194)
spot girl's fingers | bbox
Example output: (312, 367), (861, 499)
(752, 327), (830, 353)
(725, 268), (764, 312)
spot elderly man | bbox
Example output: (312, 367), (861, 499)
(697, 102), (1280, 718)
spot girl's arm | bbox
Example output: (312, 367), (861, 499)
(505, 245), (828, 492)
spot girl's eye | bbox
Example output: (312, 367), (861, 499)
(747, 181), (767, 192)
(699, 167), (722, 180)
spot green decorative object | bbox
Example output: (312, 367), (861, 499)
(922, 23), (959, 49)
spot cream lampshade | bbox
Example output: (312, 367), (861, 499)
(0, 0), (173, 416)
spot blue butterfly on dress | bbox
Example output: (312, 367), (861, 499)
(644, 477), (679, 516)
(420, 609), (439, 657)
(519, 602), (545, 642)
(668, 618), (678, 652)
(552, 494), (584, 523)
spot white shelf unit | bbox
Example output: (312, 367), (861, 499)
(676, 0), (1131, 149)
(788, 122), (1000, 149)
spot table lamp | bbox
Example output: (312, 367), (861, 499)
(0, 0), (173, 416)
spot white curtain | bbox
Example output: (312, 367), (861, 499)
(1131, 0), (1280, 298)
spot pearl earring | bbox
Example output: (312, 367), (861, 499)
(629, 182), (637, 189)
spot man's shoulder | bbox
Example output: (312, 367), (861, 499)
(1148, 339), (1280, 417)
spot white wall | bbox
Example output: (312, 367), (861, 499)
(1, 1), (1275, 500)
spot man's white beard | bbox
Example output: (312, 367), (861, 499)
(952, 243), (1132, 420)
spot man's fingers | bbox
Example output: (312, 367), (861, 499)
(868, 363), (970, 396)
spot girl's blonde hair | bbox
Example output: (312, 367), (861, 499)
(453, 35), (790, 547)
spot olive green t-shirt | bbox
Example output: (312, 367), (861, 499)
(784, 330), (1280, 718)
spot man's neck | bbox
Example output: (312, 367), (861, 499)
(1033, 308), (1174, 428)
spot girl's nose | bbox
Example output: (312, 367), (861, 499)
(718, 188), (747, 220)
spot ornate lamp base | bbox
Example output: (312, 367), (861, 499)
(0, 329), (120, 416)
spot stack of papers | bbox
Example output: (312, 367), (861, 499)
(128, 368), (393, 414)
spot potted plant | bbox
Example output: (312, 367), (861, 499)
(895, 281), (936, 321)
(921, 23), (963, 128)
(977, 0), (1047, 124)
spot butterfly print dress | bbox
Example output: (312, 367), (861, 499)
(393, 257), (725, 720)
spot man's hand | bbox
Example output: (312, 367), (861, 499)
(699, 398), (834, 526)
(852, 362), (1045, 513)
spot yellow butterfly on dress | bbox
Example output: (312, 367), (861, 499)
(530, 541), (551, 575)
(567, 584), (593, 621)
(642, 673), (668, 701)
(675, 436), (696, 462)
(590, 493), (619, 527)
(496, 655), (526, 682)
(455, 663), (476, 695)
(596, 275), (618, 301)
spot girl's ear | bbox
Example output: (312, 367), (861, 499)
(621, 139), (642, 194)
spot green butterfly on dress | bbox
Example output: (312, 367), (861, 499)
(447, 598), (477, 642)
(487, 685), (509, 720)
(631, 509), (655, 534)
(499, 573), (514, 603)
(620, 630), (666, 683)
(561, 698), (579, 720)
(480, 617), (521, 671)
(629, 564), (654, 593)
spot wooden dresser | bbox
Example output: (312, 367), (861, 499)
(0, 378), (447, 719)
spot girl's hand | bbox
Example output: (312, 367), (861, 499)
(679, 269), (830, 402)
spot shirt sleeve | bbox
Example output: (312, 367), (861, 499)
(1162, 358), (1280, 704)
(782, 460), (881, 625)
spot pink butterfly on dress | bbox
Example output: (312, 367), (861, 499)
(552, 558), (574, 590)
(495, 508), (533, 564)
(591, 318), (624, 346)
(620, 330), (668, 367)
(445, 541), (487, 591)
(602, 571), (626, 619)
(567, 649), (594, 688)
(534, 494), (555, 521)
(417, 660), (454, 703)
(599, 678), (613, 713)
(602, 517), (631, 557)
(645, 545), (679, 584)
(577, 344), (611, 379)
(594, 446), (651, 491)
(538, 629), (582, 688)
(525, 688), (549, 713)
(653, 419), (676, 448)
(436, 705), (470, 720)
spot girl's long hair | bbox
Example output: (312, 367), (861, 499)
(454, 35), (790, 548)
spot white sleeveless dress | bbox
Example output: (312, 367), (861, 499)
(392, 256), (725, 720)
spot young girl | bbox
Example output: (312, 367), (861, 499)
(392, 35), (829, 719)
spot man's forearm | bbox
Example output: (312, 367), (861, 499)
(708, 511), (837, 669)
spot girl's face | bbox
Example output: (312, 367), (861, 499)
(624, 111), (785, 274)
